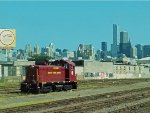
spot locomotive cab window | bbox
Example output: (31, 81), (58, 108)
(71, 66), (74, 75)
(71, 66), (75, 71)
(64, 64), (69, 69)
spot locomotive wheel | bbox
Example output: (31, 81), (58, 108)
(53, 85), (63, 92)
(63, 85), (73, 91)
(36, 87), (40, 94)
(73, 83), (77, 89)
(21, 84), (30, 93)
(32, 87), (40, 94)
(48, 86), (53, 92)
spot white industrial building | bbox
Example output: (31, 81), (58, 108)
(75, 60), (150, 80)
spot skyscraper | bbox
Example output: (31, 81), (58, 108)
(130, 47), (137, 58)
(135, 44), (143, 59)
(111, 24), (119, 57)
(113, 24), (119, 45)
(77, 44), (94, 59)
(101, 42), (107, 52)
(25, 44), (32, 57)
(143, 45), (150, 57)
(34, 43), (41, 55)
(46, 43), (55, 58)
(120, 31), (128, 43)
(119, 31), (132, 57)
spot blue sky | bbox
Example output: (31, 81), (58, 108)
(0, 1), (150, 51)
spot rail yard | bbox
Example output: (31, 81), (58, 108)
(0, 79), (150, 113)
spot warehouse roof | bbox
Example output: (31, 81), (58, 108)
(139, 57), (150, 61)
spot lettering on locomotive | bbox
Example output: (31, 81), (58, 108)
(48, 71), (61, 75)
(53, 67), (59, 70)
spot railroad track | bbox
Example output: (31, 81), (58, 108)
(0, 87), (150, 113)
(110, 100), (150, 113)
(0, 79), (149, 94)
(49, 87), (150, 113)
(0, 88), (20, 94)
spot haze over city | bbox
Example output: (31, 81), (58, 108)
(0, 1), (150, 50)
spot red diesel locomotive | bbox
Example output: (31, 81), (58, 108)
(21, 60), (77, 93)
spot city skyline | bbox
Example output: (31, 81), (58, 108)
(0, 1), (150, 50)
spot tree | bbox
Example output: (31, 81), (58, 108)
(28, 54), (52, 65)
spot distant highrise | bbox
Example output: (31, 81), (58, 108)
(77, 44), (94, 59)
(95, 49), (102, 60)
(113, 24), (119, 45)
(56, 48), (62, 55)
(46, 43), (55, 58)
(119, 31), (132, 57)
(120, 31), (128, 43)
(62, 51), (75, 59)
(41, 47), (47, 55)
(111, 24), (119, 57)
(130, 47), (137, 58)
(143, 45), (150, 57)
(25, 44), (32, 57)
(101, 42), (107, 52)
(34, 43), (41, 55)
(16, 49), (25, 60)
(135, 44), (143, 59)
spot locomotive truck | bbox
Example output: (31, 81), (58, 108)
(21, 60), (77, 93)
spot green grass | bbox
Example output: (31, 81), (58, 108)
(78, 78), (150, 90)
(0, 82), (20, 88)
(0, 76), (22, 88)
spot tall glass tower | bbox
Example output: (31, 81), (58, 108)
(119, 31), (132, 57)
(101, 42), (107, 52)
(120, 31), (128, 43)
(111, 24), (119, 57)
(113, 24), (118, 45)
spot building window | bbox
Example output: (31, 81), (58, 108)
(129, 67), (130, 71)
(139, 67), (141, 70)
(134, 67), (136, 71)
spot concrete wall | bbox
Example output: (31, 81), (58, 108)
(83, 61), (113, 79)
(84, 60), (113, 73)
(4, 66), (8, 77)
(75, 66), (84, 80)
(143, 67), (150, 78)
(15, 67), (21, 76)
(75, 60), (150, 80)
(13, 61), (35, 66)
(113, 65), (150, 79)
(75, 60), (114, 80)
